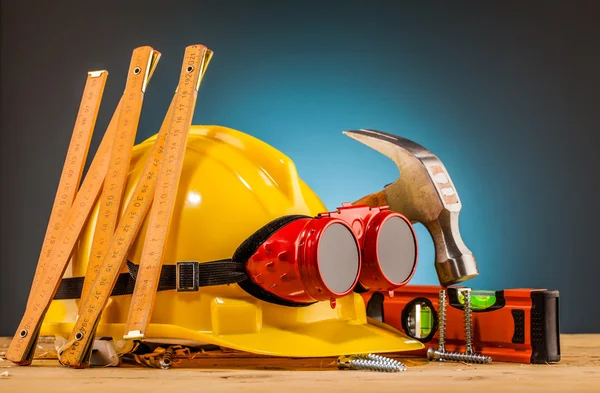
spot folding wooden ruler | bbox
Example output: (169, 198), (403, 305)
(81, 46), (161, 297)
(27, 70), (107, 299)
(58, 44), (212, 368)
(5, 46), (160, 366)
(124, 45), (213, 339)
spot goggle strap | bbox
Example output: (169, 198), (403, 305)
(232, 214), (317, 307)
(52, 214), (319, 308)
(231, 214), (311, 263)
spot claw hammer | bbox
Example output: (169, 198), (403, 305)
(345, 129), (478, 286)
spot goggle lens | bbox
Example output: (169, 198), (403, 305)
(370, 214), (417, 287)
(317, 222), (361, 295)
(320, 205), (418, 292)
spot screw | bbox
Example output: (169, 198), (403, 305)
(338, 354), (406, 372)
(427, 347), (491, 364)
(159, 347), (174, 370)
(438, 289), (447, 353)
(357, 353), (407, 371)
(462, 288), (473, 355)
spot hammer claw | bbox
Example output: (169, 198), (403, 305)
(344, 129), (433, 162)
(346, 128), (478, 286)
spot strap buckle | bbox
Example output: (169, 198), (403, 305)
(176, 261), (199, 292)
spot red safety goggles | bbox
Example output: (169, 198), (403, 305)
(236, 203), (418, 306)
(54, 204), (418, 308)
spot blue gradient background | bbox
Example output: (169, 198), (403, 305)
(1, 0), (599, 334)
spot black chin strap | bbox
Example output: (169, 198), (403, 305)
(53, 260), (247, 300)
(53, 214), (316, 308)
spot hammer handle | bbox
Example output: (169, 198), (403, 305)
(353, 190), (387, 207)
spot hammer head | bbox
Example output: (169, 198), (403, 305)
(344, 129), (478, 286)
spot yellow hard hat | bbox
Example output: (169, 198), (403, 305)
(41, 125), (423, 357)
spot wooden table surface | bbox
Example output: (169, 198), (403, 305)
(1, 334), (599, 392)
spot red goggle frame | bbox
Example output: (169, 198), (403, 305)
(243, 203), (418, 305)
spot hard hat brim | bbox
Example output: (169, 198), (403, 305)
(41, 317), (423, 358)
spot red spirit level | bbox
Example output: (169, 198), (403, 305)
(363, 285), (560, 363)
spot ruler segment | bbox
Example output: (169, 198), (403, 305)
(124, 45), (213, 339)
(58, 101), (175, 368)
(6, 47), (160, 366)
(5, 98), (121, 365)
(80, 47), (160, 297)
(28, 70), (107, 298)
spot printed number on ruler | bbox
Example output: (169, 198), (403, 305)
(5, 74), (117, 365)
(81, 46), (161, 297)
(6, 47), (159, 366)
(124, 45), (213, 339)
(58, 45), (212, 368)
(28, 70), (107, 298)
(58, 101), (173, 368)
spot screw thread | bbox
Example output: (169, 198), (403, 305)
(428, 348), (491, 364)
(438, 289), (447, 353)
(358, 354), (407, 371)
(462, 288), (473, 355)
(338, 354), (406, 372)
(159, 347), (174, 370)
(443, 351), (491, 364)
(351, 358), (405, 372)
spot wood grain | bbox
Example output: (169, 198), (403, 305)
(1, 335), (599, 392)
(353, 190), (388, 207)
